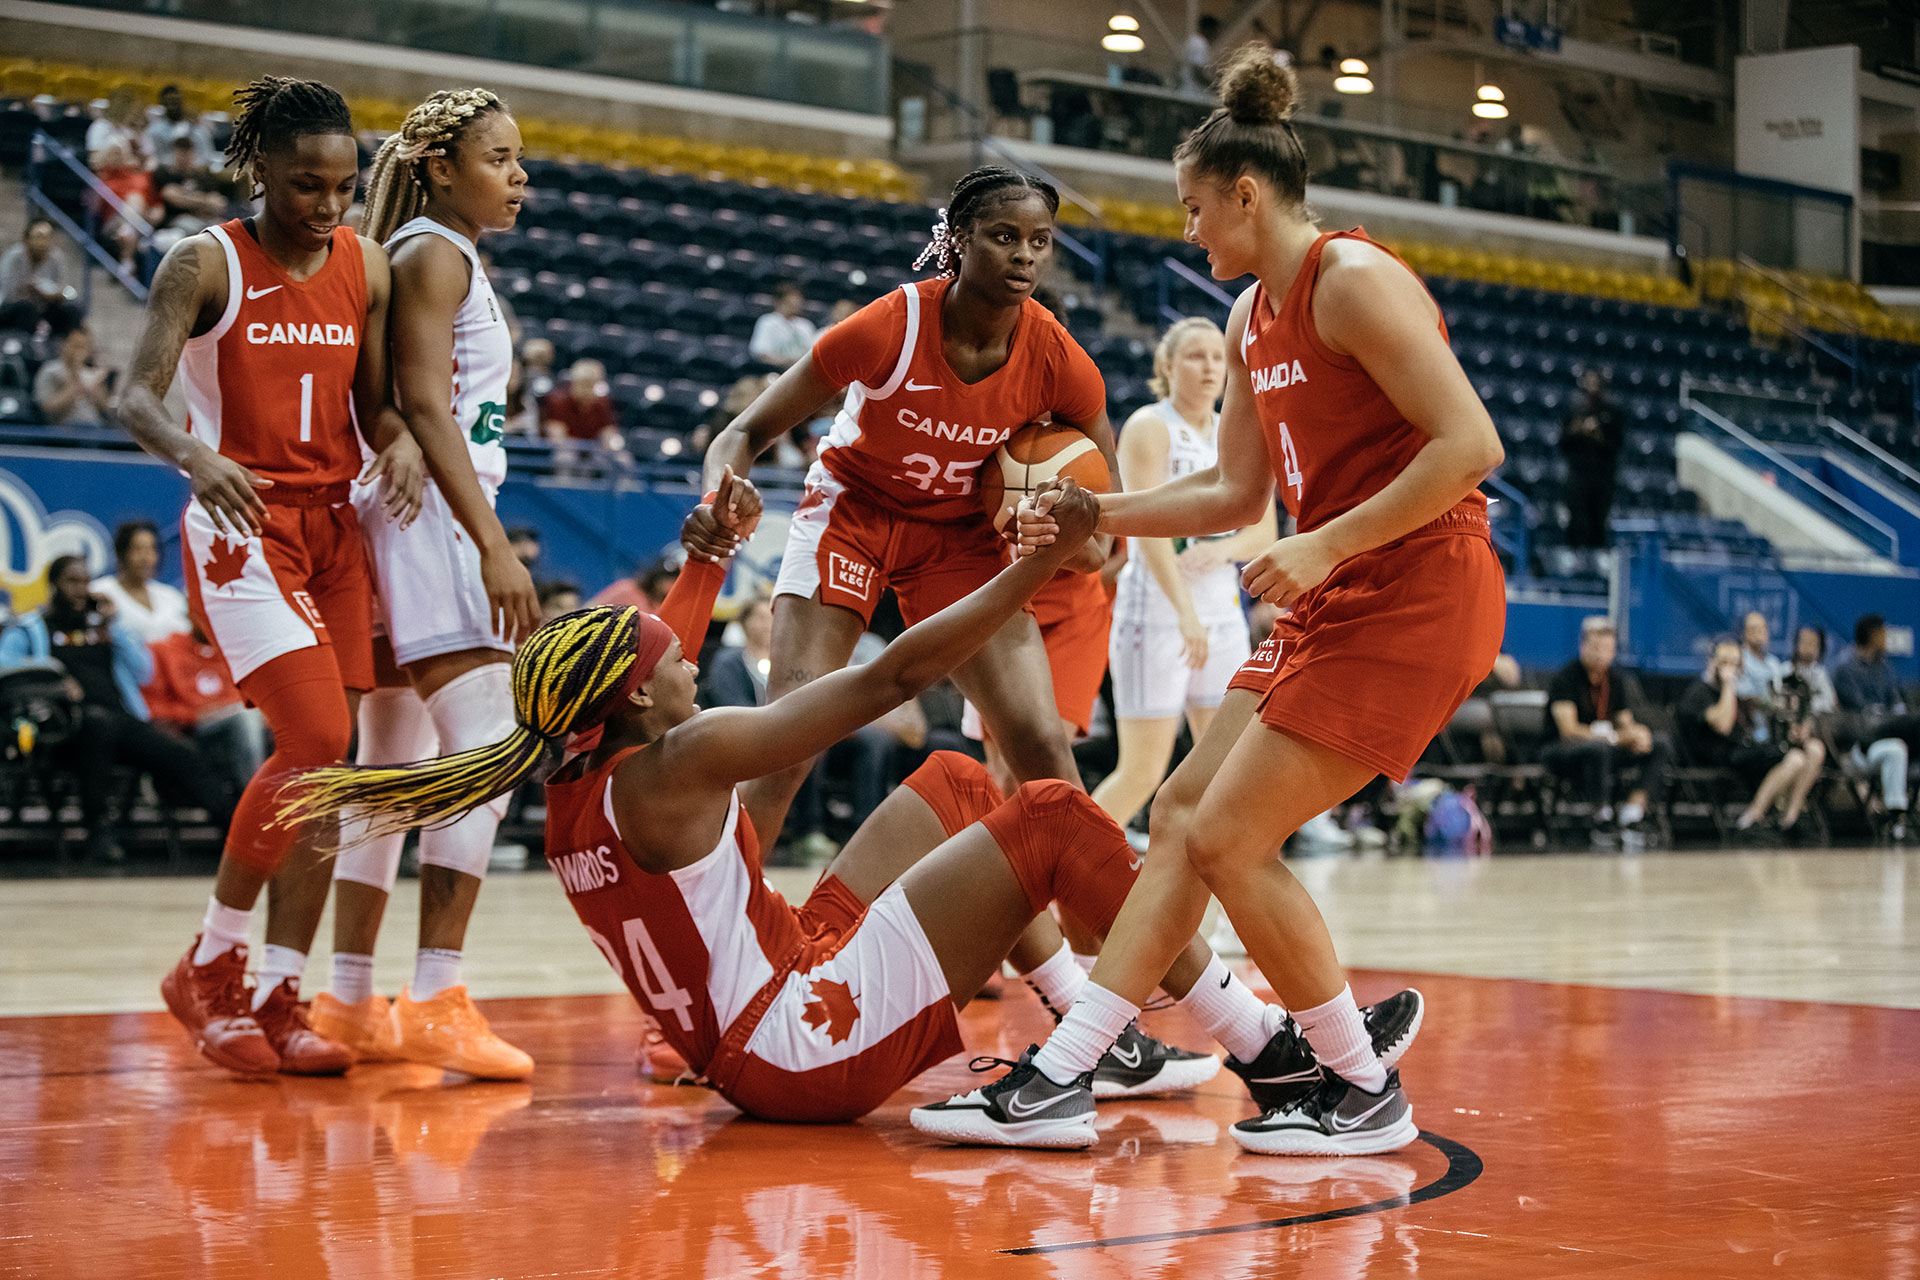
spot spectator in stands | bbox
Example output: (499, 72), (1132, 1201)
(508, 525), (542, 573)
(91, 520), (189, 644)
(511, 337), (556, 435)
(149, 137), (231, 255)
(144, 619), (266, 802)
(703, 597), (773, 707)
(85, 88), (150, 171)
(537, 580), (580, 623)
(33, 326), (115, 428)
(1543, 616), (1671, 836)
(1790, 626), (1837, 716)
(0, 555), (228, 860)
(1736, 611), (1786, 701)
(1183, 14), (1222, 88)
(142, 86), (216, 171)
(1679, 637), (1821, 839)
(748, 280), (818, 370)
(85, 90), (158, 272)
(1833, 613), (1914, 842)
(1561, 369), (1622, 549)
(0, 219), (82, 336)
(541, 357), (629, 475)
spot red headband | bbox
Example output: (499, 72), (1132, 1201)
(577, 609), (676, 736)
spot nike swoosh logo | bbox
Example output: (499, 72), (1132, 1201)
(1005, 1091), (1077, 1119)
(1249, 1068), (1321, 1085)
(1329, 1095), (1397, 1131)
(1126, 853), (1143, 871)
(1108, 1042), (1143, 1069)
(246, 285), (282, 299)
(905, 380), (942, 391)
(1218, 974), (1231, 989)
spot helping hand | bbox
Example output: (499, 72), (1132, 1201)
(481, 543), (540, 645)
(359, 432), (427, 529)
(681, 466), (762, 563)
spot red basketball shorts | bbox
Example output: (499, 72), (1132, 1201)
(1031, 570), (1113, 735)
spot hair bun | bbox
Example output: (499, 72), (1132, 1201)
(1216, 43), (1299, 125)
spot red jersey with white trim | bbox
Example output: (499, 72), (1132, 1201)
(543, 749), (802, 1074)
(177, 218), (366, 489)
(1241, 228), (1487, 536)
(809, 277), (1107, 522)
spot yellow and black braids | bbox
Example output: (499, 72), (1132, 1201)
(361, 87), (508, 244)
(275, 606), (642, 847)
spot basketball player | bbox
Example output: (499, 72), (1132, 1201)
(280, 482), (1418, 1129)
(917, 46), (1504, 1154)
(116, 78), (423, 1074)
(299, 88), (542, 1080)
(1092, 317), (1276, 830)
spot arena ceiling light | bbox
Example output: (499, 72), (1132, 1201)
(1108, 14), (1139, 30)
(1473, 100), (1509, 118)
(1102, 31), (1146, 52)
(1339, 58), (1368, 75)
(1477, 84), (1505, 102)
(1334, 74), (1374, 94)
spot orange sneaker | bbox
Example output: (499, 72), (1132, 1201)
(252, 978), (354, 1076)
(635, 1010), (690, 1083)
(391, 986), (534, 1080)
(310, 992), (402, 1063)
(160, 938), (280, 1074)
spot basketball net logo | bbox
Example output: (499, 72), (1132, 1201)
(827, 552), (877, 604)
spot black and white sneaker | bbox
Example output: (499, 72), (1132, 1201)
(1231, 1069), (1417, 1156)
(1091, 1022), (1221, 1098)
(910, 1047), (1098, 1149)
(1224, 989), (1424, 1111)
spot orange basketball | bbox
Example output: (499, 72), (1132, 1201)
(979, 423), (1110, 533)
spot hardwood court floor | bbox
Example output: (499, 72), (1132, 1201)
(1, 850), (1918, 1278)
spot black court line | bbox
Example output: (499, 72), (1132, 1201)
(1001, 1130), (1483, 1256)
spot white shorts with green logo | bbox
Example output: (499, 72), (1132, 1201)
(352, 477), (513, 667)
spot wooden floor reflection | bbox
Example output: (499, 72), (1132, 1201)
(3, 970), (1917, 1279)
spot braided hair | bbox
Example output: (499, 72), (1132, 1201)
(225, 76), (353, 198)
(276, 605), (648, 847)
(360, 88), (508, 244)
(913, 165), (1060, 276)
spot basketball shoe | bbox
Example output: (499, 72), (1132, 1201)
(1090, 1022), (1220, 1098)
(1230, 1069), (1417, 1156)
(391, 986), (534, 1080)
(1224, 988), (1423, 1111)
(160, 938), (280, 1074)
(635, 1010), (690, 1084)
(252, 978), (355, 1076)
(909, 1047), (1098, 1149)
(310, 992), (403, 1063)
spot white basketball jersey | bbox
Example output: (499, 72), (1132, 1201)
(1115, 400), (1244, 625)
(385, 217), (512, 490)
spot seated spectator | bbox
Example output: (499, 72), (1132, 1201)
(592, 556), (680, 612)
(508, 525), (542, 574)
(144, 620), (266, 801)
(85, 88), (150, 172)
(149, 137), (231, 255)
(703, 597), (773, 707)
(748, 280), (817, 370)
(1832, 613), (1913, 842)
(0, 556), (229, 860)
(1561, 370), (1622, 550)
(1678, 637), (1821, 839)
(1735, 611), (1785, 701)
(1543, 617), (1671, 836)
(541, 358), (629, 476)
(510, 337), (557, 436)
(92, 520), (190, 644)
(0, 219), (83, 336)
(537, 580), (580, 623)
(142, 85), (216, 171)
(34, 326), (115, 427)
(85, 90), (157, 272)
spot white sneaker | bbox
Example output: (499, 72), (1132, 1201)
(1292, 811), (1355, 852)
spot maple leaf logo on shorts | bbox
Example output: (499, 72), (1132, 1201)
(801, 978), (860, 1044)
(203, 538), (250, 590)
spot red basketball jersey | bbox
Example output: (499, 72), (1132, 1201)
(543, 748), (804, 1074)
(1241, 229), (1487, 536)
(809, 277), (1107, 522)
(176, 218), (367, 489)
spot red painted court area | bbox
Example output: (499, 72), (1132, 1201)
(2, 971), (1916, 1279)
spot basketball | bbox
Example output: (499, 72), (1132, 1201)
(979, 423), (1110, 533)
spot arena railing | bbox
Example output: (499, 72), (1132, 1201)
(24, 131), (152, 304)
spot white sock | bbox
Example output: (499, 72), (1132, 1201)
(194, 898), (253, 965)
(251, 945), (307, 1010)
(412, 948), (463, 1001)
(1032, 983), (1139, 1086)
(1178, 955), (1283, 1061)
(1070, 952), (1098, 975)
(332, 952), (376, 1006)
(1017, 943), (1088, 1022)
(1293, 985), (1386, 1092)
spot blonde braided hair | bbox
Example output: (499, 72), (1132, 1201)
(275, 606), (646, 849)
(360, 88), (508, 244)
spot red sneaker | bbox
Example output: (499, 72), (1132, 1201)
(252, 978), (354, 1076)
(161, 939), (280, 1074)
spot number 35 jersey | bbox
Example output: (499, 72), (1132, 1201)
(178, 218), (367, 490)
(809, 276), (1108, 523)
(1240, 227), (1486, 535)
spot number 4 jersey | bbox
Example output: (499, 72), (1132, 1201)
(809, 276), (1107, 522)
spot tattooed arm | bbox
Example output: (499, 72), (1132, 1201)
(114, 234), (272, 537)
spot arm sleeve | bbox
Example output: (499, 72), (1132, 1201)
(809, 293), (901, 389)
(1047, 330), (1108, 425)
(653, 556), (726, 667)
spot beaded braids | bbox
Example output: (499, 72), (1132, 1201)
(225, 77), (354, 198)
(276, 606), (646, 847)
(913, 165), (1061, 276)
(359, 88), (508, 245)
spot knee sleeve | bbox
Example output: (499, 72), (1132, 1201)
(416, 664), (515, 879)
(224, 650), (356, 874)
(334, 688), (439, 892)
(979, 780), (1138, 934)
(900, 750), (1006, 839)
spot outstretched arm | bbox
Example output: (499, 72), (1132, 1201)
(700, 355), (840, 492)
